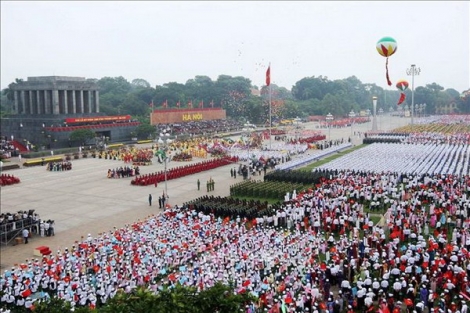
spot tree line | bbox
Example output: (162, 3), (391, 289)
(2, 74), (469, 123)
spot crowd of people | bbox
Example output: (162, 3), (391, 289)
(2, 117), (470, 312)
(0, 210), (41, 244)
(130, 156), (238, 186)
(0, 138), (18, 158)
(2, 162), (470, 312)
(0, 174), (21, 186)
(317, 142), (470, 177)
(46, 161), (72, 172)
(156, 119), (243, 137)
(106, 166), (140, 178)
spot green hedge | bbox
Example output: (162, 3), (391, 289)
(1, 164), (20, 171)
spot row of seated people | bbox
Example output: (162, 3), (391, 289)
(0, 210), (39, 235)
(107, 166), (140, 178)
(0, 139), (18, 157)
(0, 174), (21, 186)
(45, 121), (140, 132)
(131, 156), (238, 186)
(47, 161), (72, 171)
(157, 119), (242, 136)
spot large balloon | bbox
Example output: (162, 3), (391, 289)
(395, 79), (409, 91)
(395, 79), (408, 105)
(376, 37), (397, 86)
(376, 37), (397, 57)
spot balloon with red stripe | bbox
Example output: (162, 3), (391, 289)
(396, 79), (409, 91)
(376, 37), (397, 86)
(395, 79), (408, 105)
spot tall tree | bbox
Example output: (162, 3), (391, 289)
(97, 76), (132, 95)
(131, 78), (151, 89)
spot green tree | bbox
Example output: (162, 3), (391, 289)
(31, 296), (74, 313)
(69, 129), (95, 146)
(135, 123), (156, 139)
(97, 76), (132, 95)
(131, 78), (151, 89)
(120, 94), (149, 116)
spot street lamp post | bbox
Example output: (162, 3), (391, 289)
(157, 132), (171, 199)
(406, 64), (421, 129)
(348, 110), (356, 137)
(372, 96), (378, 132)
(325, 113), (333, 141)
(378, 108), (384, 130)
(242, 128), (252, 178)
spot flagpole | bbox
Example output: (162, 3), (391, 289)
(269, 63), (272, 150)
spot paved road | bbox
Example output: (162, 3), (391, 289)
(0, 115), (411, 272)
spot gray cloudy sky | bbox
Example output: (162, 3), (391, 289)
(1, 1), (469, 92)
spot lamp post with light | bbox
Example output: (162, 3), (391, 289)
(378, 108), (384, 130)
(372, 96), (378, 132)
(242, 127), (253, 178)
(348, 110), (356, 138)
(325, 113), (333, 141)
(157, 131), (172, 198)
(406, 64), (421, 129)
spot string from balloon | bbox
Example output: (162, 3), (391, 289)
(386, 57), (392, 86)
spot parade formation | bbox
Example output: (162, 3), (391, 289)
(1, 115), (470, 313)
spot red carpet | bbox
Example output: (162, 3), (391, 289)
(10, 140), (28, 153)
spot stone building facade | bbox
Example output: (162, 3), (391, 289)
(10, 76), (99, 115)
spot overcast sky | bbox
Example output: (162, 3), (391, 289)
(1, 1), (469, 92)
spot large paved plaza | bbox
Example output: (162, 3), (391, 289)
(0, 115), (410, 272)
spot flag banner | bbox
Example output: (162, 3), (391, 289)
(149, 100), (154, 108)
(188, 101), (193, 108)
(199, 100), (203, 108)
(210, 100), (214, 108)
(176, 101), (180, 108)
(266, 66), (271, 86)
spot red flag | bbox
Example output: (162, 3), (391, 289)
(176, 101), (180, 108)
(162, 100), (168, 108)
(149, 100), (154, 108)
(210, 100), (214, 108)
(199, 100), (203, 108)
(188, 101), (193, 108)
(397, 93), (406, 105)
(266, 65), (271, 86)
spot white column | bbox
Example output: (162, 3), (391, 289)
(21, 91), (26, 114)
(79, 90), (84, 113)
(63, 90), (68, 114)
(95, 90), (100, 113)
(37, 90), (42, 115)
(44, 90), (50, 114)
(87, 91), (92, 113)
(29, 91), (34, 115)
(72, 90), (76, 114)
(52, 90), (59, 114)
(13, 90), (19, 114)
